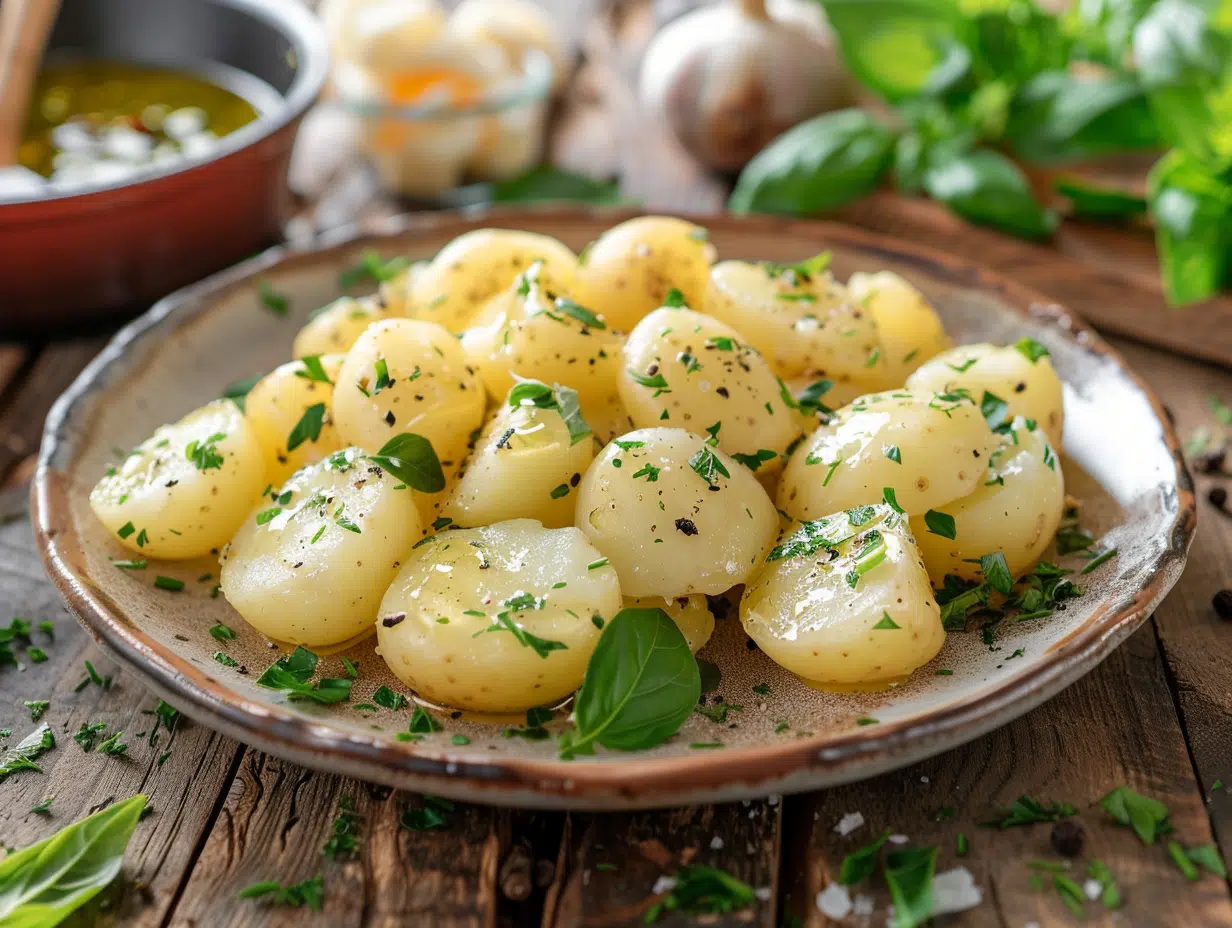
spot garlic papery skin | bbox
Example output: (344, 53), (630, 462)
(639, 0), (853, 172)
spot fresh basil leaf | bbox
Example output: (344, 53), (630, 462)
(884, 846), (937, 928)
(924, 510), (957, 540)
(981, 551), (1013, 594)
(924, 148), (1058, 239)
(1006, 71), (1158, 164)
(1147, 149), (1232, 305)
(839, 829), (890, 884)
(369, 433), (446, 493)
(1055, 177), (1148, 220)
(1100, 785), (1171, 844)
(508, 380), (556, 409)
(256, 647), (352, 704)
(559, 608), (700, 757)
(0, 794), (146, 924)
(729, 109), (895, 216)
(488, 166), (625, 205)
(817, 0), (964, 101)
(968, 4), (1069, 85)
(1133, 0), (1232, 167)
(554, 384), (593, 447)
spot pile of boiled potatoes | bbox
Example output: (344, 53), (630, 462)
(90, 216), (1066, 713)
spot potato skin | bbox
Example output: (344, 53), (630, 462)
(332, 318), (486, 471)
(245, 354), (346, 484)
(622, 595), (715, 653)
(906, 341), (1064, 448)
(778, 389), (999, 521)
(90, 399), (267, 559)
(575, 427), (778, 597)
(846, 270), (950, 384)
(443, 394), (596, 529)
(219, 447), (422, 647)
(375, 519), (620, 712)
(911, 416), (1064, 585)
(705, 259), (885, 385)
(410, 228), (578, 332)
(741, 505), (944, 686)
(293, 297), (388, 359)
(619, 306), (801, 465)
(573, 216), (711, 332)
(460, 262), (624, 404)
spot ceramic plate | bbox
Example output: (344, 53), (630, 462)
(33, 208), (1194, 810)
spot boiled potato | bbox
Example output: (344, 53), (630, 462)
(410, 228), (578, 332)
(575, 427), (778, 597)
(332, 318), (486, 471)
(906, 340), (1064, 448)
(443, 383), (596, 529)
(705, 257), (886, 386)
(741, 504), (944, 686)
(91, 400), (266, 559)
(573, 216), (711, 332)
(376, 260), (428, 317)
(911, 416), (1064, 585)
(220, 447), (422, 648)
(623, 595), (714, 653)
(375, 519), (620, 712)
(293, 296), (388, 358)
(619, 306), (801, 466)
(245, 354), (347, 484)
(778, 389), (999, 520)
(846, 271), (949, 384)
(460, 260), (624, 403)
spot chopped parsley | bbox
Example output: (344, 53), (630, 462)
(923, 510), (956, 540)
(688, 446), (730, 486)
(286, 403), (327, 452)
(1015, 337), (1050, 363)
(186, 432), (227, 471)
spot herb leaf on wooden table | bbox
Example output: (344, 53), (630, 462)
(0, 794), (146, 924)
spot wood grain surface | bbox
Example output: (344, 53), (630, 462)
(2, 1), (1231, 924)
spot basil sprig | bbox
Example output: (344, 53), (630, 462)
(256, 646), (352, 704)
(558, 608), (700, 759)
(0, 794), (146, 924)
(507, 380), (593, 447)
(368, 433), (446, 493)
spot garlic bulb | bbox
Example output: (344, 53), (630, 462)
(639, 0), (853, 172)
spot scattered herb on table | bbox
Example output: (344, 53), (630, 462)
(645, 865), (755, 923)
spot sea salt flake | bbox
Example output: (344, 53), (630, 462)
(931, 867), (983, 916)
(652, 876), (676, 895)
(710, 836), (724, 850)
(853, 894), (874, 916)
(817, 883), (853, 919)
(754, 887), (772, 901)
(888, 834), (909, 844)
(1084, 879), (1102, 900)
(834, 811), (865, 836)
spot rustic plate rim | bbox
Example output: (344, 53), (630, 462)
(32, 206), (1196, 806)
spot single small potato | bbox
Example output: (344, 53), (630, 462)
(220, 448), (422, 648)
(911, 416), (1064, 585)
(376, 519), (621, 712)
(705, 257), (885, 384)
(906, 340), (1064, 448)
(293, 296), (388, 358)
(741, 504), (945, 686)
(332, 318), (486, 470)
(411, 228), (578, 332)
(846, 270), (949, 385)
(443, 386), (597, 529)
(623, 595), (714, 653)
(778, 389), (999, 520)
(245, 354), (347, 484)
(460, 261), (624, 403)
(619, 306), (801, 466)
(573, 216), (711, 332)
(90, 400), (266, 559)
(575, 427), (778, 597)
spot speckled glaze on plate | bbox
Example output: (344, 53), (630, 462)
(32, 208), (1195, 810)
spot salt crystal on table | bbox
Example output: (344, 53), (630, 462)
(853, 894), (874, 915)
(1084, 879), (1102, 900)
(651, 875), (676, 895)
(888, 834), (909, 844)
(834, 811), (865, 836)
(930, 867), (983, 916)
(709, 836), (724, 850)
(816, 883), (853, 919)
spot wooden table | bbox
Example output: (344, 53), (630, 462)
(5, 6), (1232, 927)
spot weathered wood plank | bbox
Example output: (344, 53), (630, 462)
(167, 750), (508, 927)
(0, 510), (245, 927)
(543, 802), (782, 927)
(0, 336), (109, 482)
(1111, 337), (1232, 867)
(779, 624), (1232, 927)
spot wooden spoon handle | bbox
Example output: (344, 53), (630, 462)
(0, 0), (61, 166)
